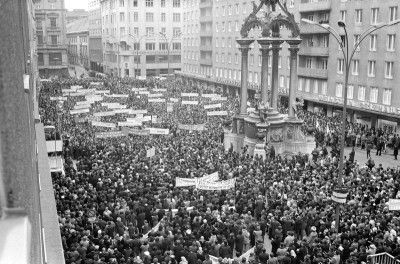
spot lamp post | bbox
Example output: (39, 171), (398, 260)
(158, 32), (182, 78)
(129, 34), (147, 79)
(301, 18), (400, 232)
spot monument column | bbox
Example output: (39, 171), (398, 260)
(237, 39), (254, 115)
(270, 40), (284, 112)
(257, 38), (272, 105)
(286, 39), (302, 119)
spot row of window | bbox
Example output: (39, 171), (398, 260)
(335, 84), (392, 105)
(102, 0), (180, 9)
(340, 6), (398, 25)
(103, 27), (181, 38)
(103, 12), (180, 24)
(105, 42), (181, 51)
(337, 59), (395, 79)
(215, 21), (241, 33)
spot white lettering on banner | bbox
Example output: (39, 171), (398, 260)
(105, 94), (129, 98)
(95, 90), (110, 94)
(70, 85), (83, 90)
(153, 88), (167, 92)
(108, 104), (127, 109)
(90, 82), (103, 86)
(91, 121), (116, 128)
(148, 93), (163, 98)
(128, 109), (148, 115)
(95, 131), (126, 138)
(207, 111), (228, 116)
(211, 97), (227, 101)
(79, 89), (96, 93)
(102, 102), (120, 107)
(114, 109), (130, 114)
(181, 93), (199, 97)
(204, 103), (222, 109)
(76, 100), (93, 105)
(167, 103), (174, 112)
(182, 100), (199, 105)
(202, 94), (221, 98)
(74, 104), (92, 110)
(149, 128), (169, 135)
(176, 172), (219, 187)
(139, 91), (150, 95)
(146, 147), (156, 158)
(93, 111), (116, 117)
(170, 98), (179, 103)
(70, 108), (90, 115)
(196, 178), (236, 190)
(85, 95), (103, 101)
(50, 97), (67, 101)
(69, 92), (87, 97)
(389, 199), (400, 211)
(118, 121), (143, 127)
(126, 116), (151, 122)
(148, 98), (166, 103)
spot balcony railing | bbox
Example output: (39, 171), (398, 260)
(199, 31), (213, 37)
(199, 0), (212, 8)
(200, 46), (213, 52)
(49, 60), (62, 66)
(200, 16), (213, 23)
(299, 0), (331, 12)
(300, 23), (331, 34)
(199, 58), (213, 66)
(299, 46), (329, 56)
(298, 67), (328, 79)
(369, 253), (400, 264)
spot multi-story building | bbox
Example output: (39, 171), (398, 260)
(67, 18), (90, 70)
(66, 8), (89, 24)
(298, 0), (400, 132)
(180, 0), (294, 98)
(89, 0), (104, 72)
(34, 0), (69, 77)
(100, 0), (183, 78)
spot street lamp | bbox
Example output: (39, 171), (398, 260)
(158, 31), (182, 78)
(129, 34), (147, 79)
(301, 18), (400, 232)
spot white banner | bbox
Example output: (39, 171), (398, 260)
(207, 111), (228, 116)
(74, 104), (92, 110)
(148, 98), (166, 103)
(90, 82), (103, 86)
(176, 172), (219, 187)
(85, 95), (103, 101)
(148, 93), (163, 98)
(118, 121), (143, 127)
(211, 97), (227, 101)
(70, 108), (90, 115)
(69, 92), (86, 97)
(79, 89), (96, 93)
(167, 102), (174, 112)
(108, 104), (127, 109)
(149, 128), (169, 135)
(202, 94), (221, 98)
(170, 98), (179, 103)
(128, 109), (148, 115)
(126, 116), (151, 122)
(132, 87), (148, 91)
(114, 109), (130, 114)
(71, 85), (83, 90)
(139, 91), (150, 95)
(182, 100), (198, 105)
(93, 111), (116, 117)
(146, 147), (156, 158)
(181, 93), (199, 97)
(102, 102), (120, 107)
(50, 96), (67, 101)
(204, 103), (222, 109)
(177, 123), (205, 131)
(92, 121), (116, 128)
(76, 100), (93, 105)
(196, 178), (236, 191)
(106, 94), (129, 98)
(153, 88), (167, 92)
(389, 199), (400, 210)
(62, 89), (75, 93)
(95, 90), (110, 94)
(196, 172), (219, 185)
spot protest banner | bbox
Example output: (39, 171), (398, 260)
(74, 104), (92, 110)
(62, 89), (75, 93)
(182, 100), (198, 105)
(196, 178), (236, 190)
(101, 102), (119, 107)
(153, 88), (167, 92)
(128, 109), (148, 115)
(211, 97), (227, 101)
(139, 91), (150, 95)
(177, 123), (205, 131)
(204, 103), (222, 109)
(90, 82), (103, 86)
(105, 94), (129, 98)
(95, 131), (126, 139)
(207, 111), (228, 116)
(176, 172), (219, 187)
(95, 90), (110, 94)
(170, 98), (179, 103)
(76, 100), (93, 105)
(118, 121), (143, 127)
(125, 128), (150, 136)
(70, 85), (83, 90)
(79, 89), (96, 94)
(149, 128), (169, 135)
(148, 93), (163, 98)
(389, 199), (400, 210)
(108, 104), (127, 109)
(50, 96), (67, 101)
(132, 87), (148, 91)
(69, 92), (87, 97)
(114, 109), (130, 114)
(91, 121), (116, 128)
(167, 103), (174, 112)
(70, 109), (90, 115)
(148, 98), (166, 103)
(127, 117), (151, 122)
(85, 95), (103, 101)
(181, 93), (198, 97)
(93, 111), (116, 117)
(202, 94), (221, 98)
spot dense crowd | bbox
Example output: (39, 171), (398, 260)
(39, 77), (400, 264)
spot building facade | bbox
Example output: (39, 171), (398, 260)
(89, 0), (104, 72)
(100, 0), (183, 77)
(66, 9), (89, 24)
(67, 18), (90, 70)
(34, 0), (69, 77)
(179, 0), (400, 131)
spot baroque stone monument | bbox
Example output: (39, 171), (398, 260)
(224, 0), (315, 156)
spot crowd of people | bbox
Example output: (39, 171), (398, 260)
(39, 76), (400, 264)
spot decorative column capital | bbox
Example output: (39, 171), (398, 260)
(237, 38), (255, 55)
(270, 39), (284, 54)
(288, 46), (300, 57)
(286, 38), (302, 47)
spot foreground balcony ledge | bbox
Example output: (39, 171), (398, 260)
(299, 0), (331, 12)
(298, 67), (328, 79)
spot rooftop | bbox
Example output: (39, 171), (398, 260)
(66, 18), (89, 34)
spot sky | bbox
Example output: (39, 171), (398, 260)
(65, 0), (88, 11)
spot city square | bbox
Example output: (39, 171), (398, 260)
(2, 0), (400, 264)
